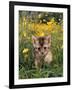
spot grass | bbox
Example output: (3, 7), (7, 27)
(19, 31), (63, 79)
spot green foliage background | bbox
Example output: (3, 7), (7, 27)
(19, 11), (63, 79)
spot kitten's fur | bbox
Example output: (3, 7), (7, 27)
(32, 35), (52, 68)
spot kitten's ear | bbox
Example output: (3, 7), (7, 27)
(32, 36), (37, 46)
(46, 35), (51, 45)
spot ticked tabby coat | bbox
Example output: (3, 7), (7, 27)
(32, 35), (52, 68)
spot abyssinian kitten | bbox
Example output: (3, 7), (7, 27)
(32, 35), (52, 69)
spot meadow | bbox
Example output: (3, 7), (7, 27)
(19, 11), (63, 79)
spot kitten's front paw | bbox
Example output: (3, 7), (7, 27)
(44, 51), (52, 64)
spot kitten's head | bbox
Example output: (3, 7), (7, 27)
(32, 35), (51, 56)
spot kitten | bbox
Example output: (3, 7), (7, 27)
(32, 35), (52, 69)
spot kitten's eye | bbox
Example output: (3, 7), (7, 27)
(44, 47), (46, 50)
(38, 47), (40, 51)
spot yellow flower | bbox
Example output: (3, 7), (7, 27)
(23, 32), (26, 37)
(37, 32), (45, 36)
(23, 48), (29, 53)
(47, 22), (53, 25)
(40, 32), (45, 36)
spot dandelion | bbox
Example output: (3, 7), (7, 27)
(47, 21), (53, 25)
(23, 48), (29, 53)
(23, 32), (26, 37)
(40, 32), (45, 36)
(37, 31), (45, 36)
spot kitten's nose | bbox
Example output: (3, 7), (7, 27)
(41, 52), (43, 54)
